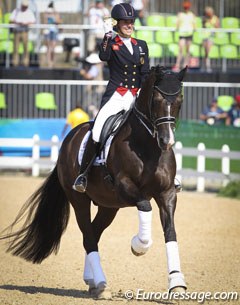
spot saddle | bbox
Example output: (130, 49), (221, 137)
(78, 109), (131, 167)
(98, 109), (130, 151)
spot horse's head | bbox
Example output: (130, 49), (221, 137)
(136, 65), (187, 151)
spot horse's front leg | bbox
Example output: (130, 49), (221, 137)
(117, 177), (153, 256)
(156, 190), (187, 292)
(131, 199), (153, 256)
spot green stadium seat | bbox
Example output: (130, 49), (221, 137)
(136, 30), (154, 43)
(165, 15), (177, 28)
(3, 12), (11, 24)
(0, 28), (9, 40)
(0, 40), (14, 53)
(0, 92), (7, 109)
(217, 95), (234, 111)
(155, 30), (173, 45)
(213, 32), (230, 45)
(35, 93), (57, 110)
(173, 31), (180, 43)
(207, 45), (220, 59)
(146, 15), (165, 27)
(230, 32), (240, 46)
(221, 17), (239, 29)
(19, 41), (34, 54)
(134, 18), (141, 27)
(190, 44), (201, 57)
(166, 43), (178, 57)
(195, 17), (203, 28)
(148, 43), (163, 58)
(220, 44), (238, 59)
(193, 31), (206, 45)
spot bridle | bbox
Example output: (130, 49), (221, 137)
(133, 79), (182, 137)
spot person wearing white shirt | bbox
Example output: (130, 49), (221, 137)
(87, 0), (110, 52)
(10, 0), (36, 67)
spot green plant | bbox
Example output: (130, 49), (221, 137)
(218, 181), (240, 199)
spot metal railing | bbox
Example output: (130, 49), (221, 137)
(1, 79), (240, 120)
(0, 23), (240, 71)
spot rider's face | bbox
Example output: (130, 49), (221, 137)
(118, 19), (134, 37)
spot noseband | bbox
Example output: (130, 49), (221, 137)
(133, 75), (182, 137)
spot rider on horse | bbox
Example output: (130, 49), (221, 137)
(73, 2), (149, 193)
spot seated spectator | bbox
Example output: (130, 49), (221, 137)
(226, 95), (240, 127)
(200, 97), (226, 125)
(79, 52), (103, 80)
(61, 103), (90, 138)
(9, 0), (36, 67)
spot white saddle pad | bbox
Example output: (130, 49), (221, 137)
(78, 131), (114, 166)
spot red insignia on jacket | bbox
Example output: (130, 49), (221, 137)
(112, 44), (120, 51)
(131, 38), (138, 45)
(114, 35), (124, 46)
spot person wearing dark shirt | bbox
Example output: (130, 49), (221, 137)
(200, 98), (226, 125)
(226, 95), (240, 127)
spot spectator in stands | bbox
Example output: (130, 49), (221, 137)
(130, 0), (148, 26)
(172, 1), (196, 72)
(87, 0), (110, 53)
(226, 95), (240, 127)
(43, 1), (62, 68)
(80, 52), (103, 80)
(200, 97), (226, 125)
(202, 6), (220, 73)
(61, 103), (90, 138)
(9, 0), (36, 67)
(79, 51), (105, 100)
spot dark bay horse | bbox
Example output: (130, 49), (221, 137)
(1, 66), (187, 299)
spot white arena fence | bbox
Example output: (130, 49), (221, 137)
(1, 80), (240, 121)
(0, 135), (239, 192)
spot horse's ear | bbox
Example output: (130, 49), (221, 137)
(177, 66), (188, 81)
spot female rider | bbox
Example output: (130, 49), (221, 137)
(73, 2), (149, 193)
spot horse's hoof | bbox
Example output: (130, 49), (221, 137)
(91, 282), (112, 300)
(131, 246), (145, 256)
(168, 272), (187, 292)
(170, 286), (186, 293)
(131, 235), (152, 256)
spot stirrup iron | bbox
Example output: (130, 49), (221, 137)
(72, 174), (87, 193)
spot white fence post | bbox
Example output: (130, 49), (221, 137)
(175, 141), (183, 185)
(222, 144), (230, 186)
(51, 135), (59, 165)
(197, 142), (205, 192)
(32, 134), (40, 177)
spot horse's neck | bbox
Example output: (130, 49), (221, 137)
(136, 92), (151, 118)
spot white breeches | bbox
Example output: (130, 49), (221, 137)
(92, 90), (136, 143)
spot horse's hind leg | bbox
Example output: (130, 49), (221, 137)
(82, 205), (118, 299)
(71, 196), (108, 298)
(156, 192), (187, 292)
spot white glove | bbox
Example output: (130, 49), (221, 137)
(103, 17), (113, 33)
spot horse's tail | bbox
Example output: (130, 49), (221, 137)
(0, 166), (70, 264)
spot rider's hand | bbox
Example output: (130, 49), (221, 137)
(103, 17), (113, 34)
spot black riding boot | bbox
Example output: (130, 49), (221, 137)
(73, 136), (100, 193)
